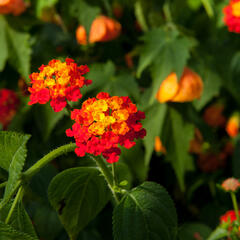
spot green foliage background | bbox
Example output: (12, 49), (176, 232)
(1, 0), (240, 239)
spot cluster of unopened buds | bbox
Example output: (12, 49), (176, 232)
(28, 58), (146, 163)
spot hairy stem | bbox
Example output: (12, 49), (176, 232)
(88, 154), (119, 204)
(22, 143), (76, 181)
(5, 186), (23, 224)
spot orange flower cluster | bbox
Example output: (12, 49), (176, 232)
(203, 103), (226, 128)
(28, 58), (92, 112)
(0, 89), (19, 129)
(66, 92), (146, 163)
(0, 0), (26, 16)
(223, 0), (240, 33)
(156, 67), (203, 103)
(76, 16), (121, 45)
(222, 178), (240, 192)
(226, 115), (239, 137)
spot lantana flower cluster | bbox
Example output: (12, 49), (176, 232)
(223, 0), (240, 33)
(66, 92), (146, 163)
(0, 89), (19, 129)
(28, 58), (91, 112)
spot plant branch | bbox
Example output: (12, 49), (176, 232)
(22, 143), (76, 181)
(5, 186), (23, 224)
(88, 154), (120, 204)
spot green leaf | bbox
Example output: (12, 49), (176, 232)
(207, 227), (229, 240)
(165, 107), (194, 191)
(114, 162), (133, 190)
(0, 201), (37, 239)
(0, 16), (8, 71)
(193, 68), (221, 110)
(201, 0), (214, 18)
(113, 181), (178, 240)
(137, 28), (195, 103)
(69, 0), (101, 34)
(143, 103), (167, 166)
(34, 104), (65, 141)
(35, 0), (59, 17)
(0, 221), (37, 240)
(6, 24), (31, 80)
(0, 132), (30, 204)
(48, 167), (110, 240)
(232, 136), (240, 178)
(85, 61), (140, 100)
(120, 140), (148, 182)
(85, 61), (116, 93)
(178, 223), (212, 240)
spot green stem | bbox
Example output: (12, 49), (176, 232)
(22, 143), (76, 181)
(231, 192), (240, 222)
(112, 162), (116, 186)
(134, 1), (149, 32)
(88, 155), (119, 204)
(0, 181), (7, 189)
(5, 186), (23, 224)
(163, 1), (172, 23)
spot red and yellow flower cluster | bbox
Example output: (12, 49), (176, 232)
(66, 92), (146, 163)
(223, 0), (240, 33)
(220, 210), (240, 224)
(28, 58), (92, 112)
(0, 0), (26, 16)
(0, 89), (19, 129)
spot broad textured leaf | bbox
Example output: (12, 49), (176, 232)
(165, 108), (194, 191)
(0, 201), (37, 239)
(143, 103), (167, 165)
(207, 227), (229, 240)
(178, 223), (212, 240)
(194, 69), (221, 110)
(0, 132), (30, 204)
(6, 25), (31, 80)
(32, 203), (62, 240)
(34, 104), (65, 141)
(121, 140), (148, 182)
(69, 0), (100, 34)
(85, 61), (140, 100)
(137, 28), (195, 103)
(113, 181), (178, 240)
(0, 221), (37, 240)
(48, 167), (110, 240)
(84, 61), (116, 93)
(0, 16), (8, 71)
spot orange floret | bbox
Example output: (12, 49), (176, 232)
(156, 67), (203, 103)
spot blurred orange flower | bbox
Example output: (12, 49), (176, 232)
(189, 129), (203, 154)
(76, 16), (121, 45)
(203, 103), (226, 127)
(76, 25), (87, 45)
(0, 0), (26, 16)
(156, 67), (203, 103)
(226, 115), (239, 137)
(221, 178), (240, 192)
(154, 136), (166, 154)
